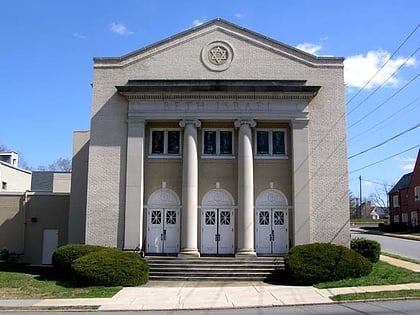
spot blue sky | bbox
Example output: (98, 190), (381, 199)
(0, 0), (419, 202)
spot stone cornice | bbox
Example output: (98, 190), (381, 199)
(117, 80), (320, 102)
(121, 93), (316, 101)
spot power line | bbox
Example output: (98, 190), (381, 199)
(348, 95), (420, 142)
(346, 23), (420, 108)
(347, 71), (420, 129)
(349, 144), (420, 173)
(362, 178), (394, 188)
(348, 122), (420, 159)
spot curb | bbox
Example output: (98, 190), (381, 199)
(351, 228), (420, 241)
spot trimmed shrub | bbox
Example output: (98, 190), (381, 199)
(71, 248), (149, 287)
(351, 237), (381, 263)
(379, 222), (409, 233)
(284, 243), (372, 285)
(52, 244), (105, 275)
(0, 249), (9, 262)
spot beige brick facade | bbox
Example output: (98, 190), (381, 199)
(73, 19), (349, 256)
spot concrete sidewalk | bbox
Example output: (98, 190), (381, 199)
(1, 255), (420, 311)
(2, 281), (420, 311)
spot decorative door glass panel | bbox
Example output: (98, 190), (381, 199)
(259, 211), (270, 225)
(205, 211), (216, 225)
(274, 211), (284, 225)
(220, 211), (231, 225)
(151, 210), (162, 224)
(166, 210), (177, 225)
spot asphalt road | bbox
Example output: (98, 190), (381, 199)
(11, 300), (420, 314)
(351, 232), (420, 261)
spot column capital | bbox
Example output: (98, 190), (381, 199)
(179, 119), (201, 128)
(234, 119), (256, 128)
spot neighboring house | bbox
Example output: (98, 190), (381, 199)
(389, 149), (420, 227)
(69, 19), (349, 256)
(360, 201), (388, 220)
(0, 152), (31, 192)
(0, 153), (70, 264)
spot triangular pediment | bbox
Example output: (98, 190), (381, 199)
(94, 19), (343, 80)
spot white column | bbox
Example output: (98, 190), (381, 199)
(235, 119), (257, 256)
(179, 119), (201, 257)
(291, 118), (311, 245)
(124, 119), (145, 251)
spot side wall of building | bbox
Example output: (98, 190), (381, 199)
(68, 131), (90, 244)
(24, 194), (69, 264)
(0, 163), (31, 192)
(0, 193), (70, 264)
(0, 193), (25, 254)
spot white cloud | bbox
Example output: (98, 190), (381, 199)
(192, 19), (204, 27)
(296, 43), (322, 55)
(395, 156), (416, 171)
(344, 49), (416, 89)
(111, 22), (134, 35)
(73, 32), (87, 40)
(234, 13), (243, 18)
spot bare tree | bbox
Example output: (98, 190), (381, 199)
(349, 191), (359, 219)
(37, 157), (72, 172)
(369, 182), (392, 212)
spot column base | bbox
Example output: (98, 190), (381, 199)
(178, 248), (200, 258)
(235, 249), (257, 257)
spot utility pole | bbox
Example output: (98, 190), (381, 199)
(359, 175), (363, 218)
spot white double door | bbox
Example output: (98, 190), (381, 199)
(255, 209), (288, 255)
(201, 208), (234, 255)
(147, 208), (180, 254)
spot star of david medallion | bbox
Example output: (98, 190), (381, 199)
(201, 41), (234, 72)
(209, 46), (228, 65)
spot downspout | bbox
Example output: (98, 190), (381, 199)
(22, 190), (29, 259)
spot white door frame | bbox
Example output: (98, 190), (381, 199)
(201, 208), (234, 255)
(147, 208), (180, 254)
(146, 187), (180, 254)
(255, 188), (289, 255)
(201, 187), (235, 255)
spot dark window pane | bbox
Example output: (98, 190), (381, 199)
(256, 131), (269, 154)
(204, 131), (216, 154)
(272, 131), (285, 154)
(151, 131), (164, 154)
(220, 131), (232, 154)
(167, 131), (180, 154)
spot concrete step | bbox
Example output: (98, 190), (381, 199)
(145, 256), (284, 281)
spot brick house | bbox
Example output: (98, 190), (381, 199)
(389, 149), (420, 227)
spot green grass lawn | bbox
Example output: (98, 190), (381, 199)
(0, 263), (121, 299)
(332, 289), (420, 301)
(315, 261), (420, 289)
